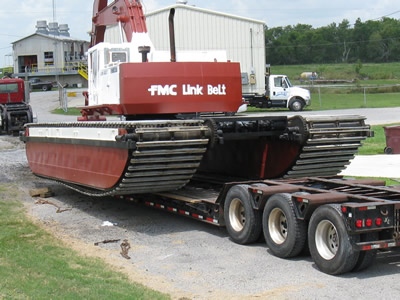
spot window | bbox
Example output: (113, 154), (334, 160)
(44, 52), (54, 65)
(0, 83), (18, 94)
(111, 52), (127, 63)
(274, 77), (283, 87)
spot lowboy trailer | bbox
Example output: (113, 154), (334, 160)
(121, 176), (400, 275)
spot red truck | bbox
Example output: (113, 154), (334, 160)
(0, 78), (33, 134)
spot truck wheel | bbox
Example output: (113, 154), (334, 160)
(352, 233), (378, 272)
(42, 85), (49, 91)
(289, 99), (304, 111)
(308, 204), (360, 275)
(224, 184), (262, 244)
(262, 193), (307, 258)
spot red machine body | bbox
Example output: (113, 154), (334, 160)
(82, 62), (242, 117)
(82, 0), (243, 119)
(119, 62), (241, 115)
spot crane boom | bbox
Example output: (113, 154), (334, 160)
(91, 0), (148, 46)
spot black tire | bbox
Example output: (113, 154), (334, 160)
(308, 204), (360, 275)
(293, 192), (310, 256)
(42, 85), (49, 91)
(384, 147), (393, 154)
(352, 233), (378, 272)
(224, 184), (262, 244)
(262, 193), (307, 258)
(289, 99), (304, 111)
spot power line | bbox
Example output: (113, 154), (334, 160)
(371, 9), (400, 20)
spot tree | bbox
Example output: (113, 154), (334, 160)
(265, 17), (400, 65)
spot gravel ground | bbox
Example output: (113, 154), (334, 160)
(1, 91), (400, 299)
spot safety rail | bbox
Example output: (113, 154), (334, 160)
(24, 62), (88, 80)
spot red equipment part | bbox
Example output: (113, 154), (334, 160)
(26, 141), (128, 189)
(0, 79), (26, 104)
(81, 62), (242, 118)
(91, 0), (147, 46)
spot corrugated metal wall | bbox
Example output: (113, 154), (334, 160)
(145, 6), (266, 94)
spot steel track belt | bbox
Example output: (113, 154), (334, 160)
(28, 120), (210, 197)
(283, 115), (371, 178)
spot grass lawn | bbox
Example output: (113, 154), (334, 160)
(309, 92), (400, 110)
(51, 107), (82, 115)
(358, 124), (389, 155)
(273, 62), (400, 82)
(0, 185), (169, 300)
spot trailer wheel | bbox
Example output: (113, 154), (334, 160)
(308, 204), (360, 275)
(289, 99), (304, 111)
(224, 184), (262, 244)
(262, 193), (307, 258)
(352, 233), (378, 272)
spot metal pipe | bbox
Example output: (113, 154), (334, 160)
(169, 8), (176, 62)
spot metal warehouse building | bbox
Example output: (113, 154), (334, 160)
(145, 4), (266, 95)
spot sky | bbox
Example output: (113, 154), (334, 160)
(0, 0), (399, 68)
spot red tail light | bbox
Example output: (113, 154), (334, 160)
(366, 219), (373, 227)
(375, 218), (382, 226)
(355, 220), (363, 228)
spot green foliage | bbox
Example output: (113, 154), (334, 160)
(266, 17), (400, 65)
(354, 59), (363, 76)
(0, 186), (169, 300)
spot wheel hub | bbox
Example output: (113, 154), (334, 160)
(315, 220), (339, 260)
(269, 208), (287, 244)
(229, 198), (245, 232)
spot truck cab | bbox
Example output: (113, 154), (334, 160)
(267, 75), (311, 111)
(0, 78), (33, 134)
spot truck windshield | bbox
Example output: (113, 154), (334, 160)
(0, 83), (18, 93)
(285, 77), (293, 88)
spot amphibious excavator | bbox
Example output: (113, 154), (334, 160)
(21, 0), (371, 197)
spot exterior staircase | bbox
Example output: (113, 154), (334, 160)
(77, 62), (88, 80)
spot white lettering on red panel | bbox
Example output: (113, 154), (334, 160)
(148, 84), (226, 96)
